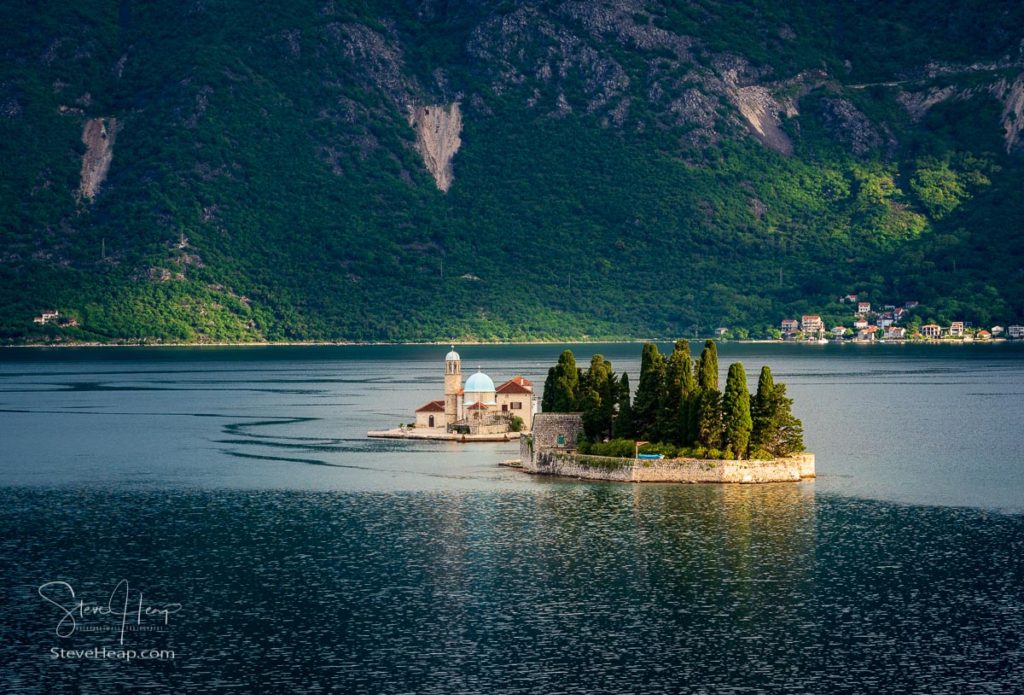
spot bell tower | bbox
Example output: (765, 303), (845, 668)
(444, 346), (461, 426)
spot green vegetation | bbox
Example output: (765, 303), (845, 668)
(750, 366), (805, 458)
(548, 342), (805, 460)
(1, 1), (1022, 344)
(633, 344), (666, 440)
(540, 350), (579, 413)
(722, 363), (753, 459)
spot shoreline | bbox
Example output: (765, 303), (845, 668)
(520, 451), (817, 484)
(2, 338), (1016, 350)
(367, 428), (522, 442)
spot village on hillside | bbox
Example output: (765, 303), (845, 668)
(764, 295), (1023, 343)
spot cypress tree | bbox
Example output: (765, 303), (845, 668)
(767, 382), (804, 457)
(696, 339), (719, 390)
(541, 366), (557, 412)
(542, 350), (579, 412)
(614, 372), (635, 439)
(695, 387), (723, 450)
(692, 340), (723, 449)
(581, 354), (616, 441)
(750, 366), (776, 453)
(580, 383), (603, 441)
(633, 343), (666, 440)
(722, 362), (752, 458)
(750, 366), (805, 457)
(552, 350), (579, 412)
(686, 388), (701, 448)
(660, 339), (694, 445)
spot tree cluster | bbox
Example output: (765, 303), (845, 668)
(543, 340), (804, 460)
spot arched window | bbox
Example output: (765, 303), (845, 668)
(428, 415), (435, 427)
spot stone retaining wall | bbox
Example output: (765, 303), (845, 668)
(525, 451), (815, 484)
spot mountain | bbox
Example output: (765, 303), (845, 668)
(2, 0), (1023, 344)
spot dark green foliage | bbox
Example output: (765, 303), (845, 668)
(751, 366), (805, 457)
(578, 438), (637, 459)
(544, 350), (579, 412)
(691, 339), (723, 448)
(750, 366), (777, 453)
(541, 367), (557, 413)
(722, 362), (753, 458)
(579, 438), (732, 460)
(694, 387), (724, 451)
(613, 372), (635, 439)
(633, 343), (666, 440)
(659, 339), (695, 444)
(1, 2), (1022, 345)
(557, 341), (801, 459)
(580, 354), (617, 441)
(696, 340), (720, 391)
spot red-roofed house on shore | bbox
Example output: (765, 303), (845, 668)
(495, 375), (535, 430)
(801, 315), (824, 335)
(414, 400), (446, 428)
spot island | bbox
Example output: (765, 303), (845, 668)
(515, 340), (815, 483)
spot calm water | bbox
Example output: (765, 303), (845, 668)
(0, 343), (1022, 693)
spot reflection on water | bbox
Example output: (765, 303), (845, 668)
(1, 342), (1023, 507)
(1, 345), (1022, 691)
(1, 486), (1021, 694)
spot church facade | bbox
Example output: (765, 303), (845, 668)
(414, 347), (535, 433)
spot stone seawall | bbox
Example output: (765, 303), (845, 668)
(525, 452), (815, 484)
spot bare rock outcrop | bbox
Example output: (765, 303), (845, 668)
(408, 103), (462, 192)
(896, 69), (1024, 153)
(731, 85), (793, 155)
(818, 97), (884, 156)
(78, 117), (118, 201)
(725, 71), (823, 155)
(992, 74), (1024, 153)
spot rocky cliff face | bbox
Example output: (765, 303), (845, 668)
(994, 74), (1024, 153)
(896, 67), (1024, 153)
(408, 103), (462, 192)
(78, 117), (117, 201)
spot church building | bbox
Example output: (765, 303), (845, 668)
(414, 347), (535, 433)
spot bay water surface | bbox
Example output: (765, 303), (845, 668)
(0, 343), (1021, 693)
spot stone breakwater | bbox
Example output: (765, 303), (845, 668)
(523, 451), (815, 484)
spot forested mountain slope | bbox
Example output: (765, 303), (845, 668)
(2, 0), (1023, 343)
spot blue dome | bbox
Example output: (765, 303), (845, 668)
(446, 348), (460, 361)
(464, 370), (495, 393)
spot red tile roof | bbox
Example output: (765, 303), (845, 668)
(467, 402), (489, 410)
(496, 378), (532, 394)
(415, 400), (445, 413)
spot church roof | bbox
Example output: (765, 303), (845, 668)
(415, 400), (446, 413)
(466, 401), (490, 410)
(496, 378), (532, 395)
(446, 346), (460, 361)
(464, 370), (495, 393)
